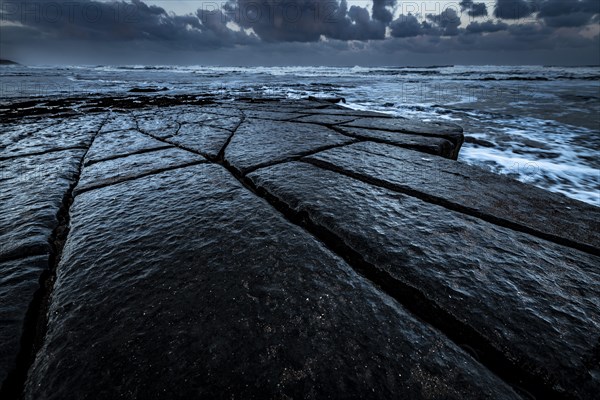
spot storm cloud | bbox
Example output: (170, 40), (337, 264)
(1, 0), (598, 65)
(466, 20), (509, 33)
(0, 0), (256, 48)
(223, 0), (388, 41)
(538, 0), (599, 27)
(493, 0), (534, 19)
(460, 0), (489, 17)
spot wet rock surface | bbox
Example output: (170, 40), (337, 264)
(339, 118), (464, 159)
(248, 161), (600, 399)
(0, 149), (86, 261)
(304, 141), (600, 254)
(224, 119), (354, 173)
(24, 164), (519, 400)
(76, 147), (205, 195)
(0, 256), (48, 385)
(335, 126), (456, 158)
(1, 96), (598, 399)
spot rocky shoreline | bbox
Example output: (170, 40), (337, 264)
(1, 96), (599, 399)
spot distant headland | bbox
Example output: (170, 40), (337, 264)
(0, 59), (19, 65)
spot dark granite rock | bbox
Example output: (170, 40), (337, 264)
(340, 118), (464, 158)
(3, 97), (598, 399)
(0, 116), (103, 159)
(242, 110), (308, 121)
(168, 124), (232, 159)
(297, 108), (394, 118)
(291, 114), (359, 125)
(128, 87), (169, 93)
(0, 255), (48, 386)
(76, 147), (205, 195)
(203, 115), (243, 132)
(135, 113), (179, 138)
(248, 161), (600, 399)
(100, 113), (138, 133)
(304, 141), (600, 254)
(176, 109), (221, 124)
(0, 150), (84, 261)
(225, 119), (355, 174)
(307, 95), (345, 103)
(24, 164), (519, 400)
(335, 126), (456, 158)
(194, 106), (244, 118)
(84, 130), (170, 166)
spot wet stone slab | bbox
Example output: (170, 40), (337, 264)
(99, 113), (138, 133)
(0, 116), (104, 159)
(225, 119), (355, 173)
(335, 126), (456, 158)
(340, 118), (464, 158)
(135, 113), (180, 138)
(289, 114), (359, 125)
(304, 141), (600, 253)
(83, 129), (171, 165)
(76, 147), (205, 195)
(168, 124), (232, 159)
(240, 109), (308, 121)
(0, 150), (84, 261)
(2, 97), (598, 399)
(24, 164), (519, 400)
(0, 255), (48, 386)
(248, 161), (600, 399)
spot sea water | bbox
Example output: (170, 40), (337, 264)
(1, 64), (598, 205)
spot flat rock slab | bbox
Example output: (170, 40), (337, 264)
(241, 110), (308, 121)
(336, 126), (456, 158)
(340, 118), (464, 158)
(304, 141), (600, 254)
(291, 114), (359, 125)
(2, 97), (598, 399)
(248, 161), (600, 399)
(203, 115), (243, 131)
(225, 119), (355, 173)
(0, 255), (48, 386)
(76, 147), (205, 195)
(0, 116), (103, 159)
(135, 113), (179, 138)
(168, 124), (232, 159)
(24, 164), (518, 400)
(100, 113), (137, 133)
(84, 129), (170, 165)
(0, 149), (84, 261)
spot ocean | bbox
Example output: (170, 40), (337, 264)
(1, 64), (598, 206)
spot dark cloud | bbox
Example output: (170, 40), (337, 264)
(494, 0), (534, 19)
(466, 20), (509, 33)
(390, 8), (467, 39)
(1, 0), (599, 65)
(426, 8), (461, 36)
(389, 14), (423, 38)
(0, 0), (256, 48)
(223, 0), (387, 42)
(460, 0), (489, 17)
(371, 0), (395, 23)
(538, 0), (599, 27)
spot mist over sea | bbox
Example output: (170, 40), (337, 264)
(2, 64), (598, 205)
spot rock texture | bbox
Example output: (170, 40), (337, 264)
(1, 96), (598, 400)
(24, 164), (519, 400)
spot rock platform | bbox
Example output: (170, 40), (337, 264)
(1, 96), (599, 399)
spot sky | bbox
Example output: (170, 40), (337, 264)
(1, 0), (599, 65)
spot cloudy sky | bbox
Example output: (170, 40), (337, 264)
(1, 0), (599, 65)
